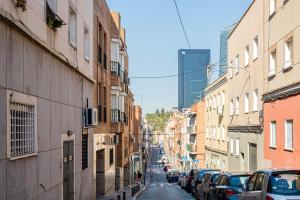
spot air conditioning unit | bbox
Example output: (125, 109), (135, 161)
(84, 108), (97, 127)
(103, 135), (111, 145)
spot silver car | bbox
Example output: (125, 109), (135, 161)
(240, 169), (300, 200)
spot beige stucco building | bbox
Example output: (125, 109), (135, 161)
(205, 74), (228, 171)
(226, 0), (265, 172)
(0, 0), (95, 199)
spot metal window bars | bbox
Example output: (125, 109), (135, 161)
(10, 101), (35, 157)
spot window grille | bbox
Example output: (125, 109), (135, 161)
(10, 101), (35, 157)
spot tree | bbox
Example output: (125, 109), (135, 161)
(161, 108), (165, 115)
(145, 108), (170, 132)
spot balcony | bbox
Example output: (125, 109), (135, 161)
(187, 125), (197, 134)
(111, 109), (120, 123)
(111, 61), (121, 75)
(186, 144), (192, 152)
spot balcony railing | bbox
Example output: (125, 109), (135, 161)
(111, 61), (121, 75)
(111, 109), (120, 123)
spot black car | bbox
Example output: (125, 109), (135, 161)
(209, 173), (251, 200)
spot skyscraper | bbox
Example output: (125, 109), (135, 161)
(219, 24), (236, 76)
(178, 49), (210, 110)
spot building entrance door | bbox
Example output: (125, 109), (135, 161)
(96, 149), (105, 195)
(249, 143), (257, 172)
(63, 140), (74, 200)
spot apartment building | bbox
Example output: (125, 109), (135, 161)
(186, 101), (205, 169)
(0, 0), (95, 199)
(132, 105), (143, 180)
(227, 0), (265, 172)
(263, 0), (300, 168)
(205, 74), (228, 171)
(93, 0), (117, 196)
(109, 12), (132, 191)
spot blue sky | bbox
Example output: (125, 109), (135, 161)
(107, 0), (252, 115)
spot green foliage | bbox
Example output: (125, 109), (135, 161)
(145, 108), (171, 132)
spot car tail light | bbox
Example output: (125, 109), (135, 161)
(225, 189), (236, 196)
(266, 196), (274, 200)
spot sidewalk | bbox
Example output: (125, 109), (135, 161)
(96, 175), (151, 200)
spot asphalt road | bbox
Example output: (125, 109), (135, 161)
(137, 145), (195, 200)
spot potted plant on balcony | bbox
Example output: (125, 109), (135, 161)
(15, 0), (26, 11)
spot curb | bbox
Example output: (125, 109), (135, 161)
(132, 182), (148, 200)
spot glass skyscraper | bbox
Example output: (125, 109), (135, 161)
(219, 24), (235, 76)
(178, 49), (210, 111)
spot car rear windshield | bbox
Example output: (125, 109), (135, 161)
(230, 175), (249, 187)
(268, 172), (300, 196)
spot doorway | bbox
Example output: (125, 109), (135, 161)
(96, 149), (105, 195)
(249, 143), (257, 172)
(63, 140), (74, 200)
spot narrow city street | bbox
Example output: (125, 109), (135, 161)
(137, 146), (195, 200)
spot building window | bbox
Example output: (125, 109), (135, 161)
(253, 89), (258, 111)
(206, 127), (209, 138)
(213, 96), (216, 109)
(213, 127), (216, 140)
(229, 60), (233, 78)
(109, 148), (114, 165)
(270, 121), (276, 148)
(68, 6), (77, 47)
(230, 138), (234, 154)
(284, 38), (293, 70)
(253, 36), (258, 60)
(9, 101), (36, 158)
(235, 55), (239, 74)
(221, 126), (225, 141)
(217, 126), (220, 140)
(221, 91), (225, 106)
(285, 120), (293, 150)
(245, 45), (249, 66)
(230, 99), (234, 116)
(236, 139), (240, 156)
(82, 134), (88, 170)
(269, 50), (276, 77)
(235, 97), (239, 115)
(244, 93), (249, 113)
(270, 0), (276, 16)
(84, 28), (89, 61)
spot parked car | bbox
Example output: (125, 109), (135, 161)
(186, 169), (199, 193)
(166, 168), (175, 179)
(178, 172), (188, 186)
(193, 169), (221, 196)
(168, 170), (180, 183)
(209, 172), (251, 200)
(195, 171), (221, 200)
(240, 169), (300, 200)
(181, 174), (189, 189)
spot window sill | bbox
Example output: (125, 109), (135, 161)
(244, 63), (249, 68)
(269, 146), (277, 149)
(269, 12), (276, 20)
(282, 64), (293, 72)
(268, 72), (276, 80)
(283, 0), (290, 5)
(284, 148), (293, 152)
(244, 111), (249, 114)
(9, 153), (37, 160)
(252, 57), (258, 62)
(84, 56), (90, 63)
(69, 41), (77, 50)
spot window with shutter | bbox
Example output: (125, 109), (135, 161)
(236, 139), (240, 156)
(69, 7), (77, 47)
(82, 134), (88, 170)
(84, 28), (89, 60)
